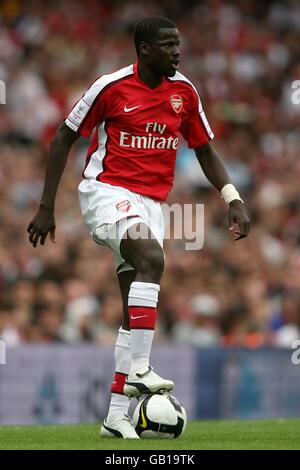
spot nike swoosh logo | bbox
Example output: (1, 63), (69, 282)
(124, 105), (141, 113)
(140, 405), (147, 429)
(131, 315), (148, 320)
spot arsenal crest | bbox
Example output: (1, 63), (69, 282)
(116, 200), (131, 212)
(170, 95), (183, 113)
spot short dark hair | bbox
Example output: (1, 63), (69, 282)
(133, 16), (177, 56)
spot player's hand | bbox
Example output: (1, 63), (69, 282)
(228, 200), (250, 241)
(27, 206), (56, 247)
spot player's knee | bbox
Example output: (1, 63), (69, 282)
(137, 248), (164, 278)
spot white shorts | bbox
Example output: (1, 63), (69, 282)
(78, 179), (164, 273)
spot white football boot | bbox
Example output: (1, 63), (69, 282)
(100, 414), (140, 439)
(124, 365), (174, 397)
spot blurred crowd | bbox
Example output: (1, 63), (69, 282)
(1, 0), (300, 348)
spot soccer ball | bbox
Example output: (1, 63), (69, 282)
(132, 393), (187, 439)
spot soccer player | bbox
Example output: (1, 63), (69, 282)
(27, 17), (250, 438)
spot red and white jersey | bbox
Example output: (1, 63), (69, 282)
(65, 63), (214, 201)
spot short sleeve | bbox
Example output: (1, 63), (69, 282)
(65, 78), (108, 138)
(180, 87), (214, 148)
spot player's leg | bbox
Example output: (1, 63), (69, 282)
(120, 222), (174, 397)
(101, 268), (140, 439)
(78, 181), (141, 438)
(118, 268), (137, 331)
(100, 324), (139, 438)
(104, 270), (136, 432)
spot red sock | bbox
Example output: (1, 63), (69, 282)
(111, 372), (127, 395)
(129, 306), (157, 330)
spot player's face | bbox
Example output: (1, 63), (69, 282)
(146, 28), (181, 77)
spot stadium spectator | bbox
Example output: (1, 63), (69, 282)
(0, 0), (299, 352)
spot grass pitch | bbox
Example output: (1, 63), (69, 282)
(0, 419), (299, 450)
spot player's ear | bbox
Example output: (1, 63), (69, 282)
(139, 41), (150, 56)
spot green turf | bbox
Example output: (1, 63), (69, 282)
(0, 419), (299, 450)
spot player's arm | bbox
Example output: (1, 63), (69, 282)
(194, 142), (250, 240)
(27, 122), (79, 247)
